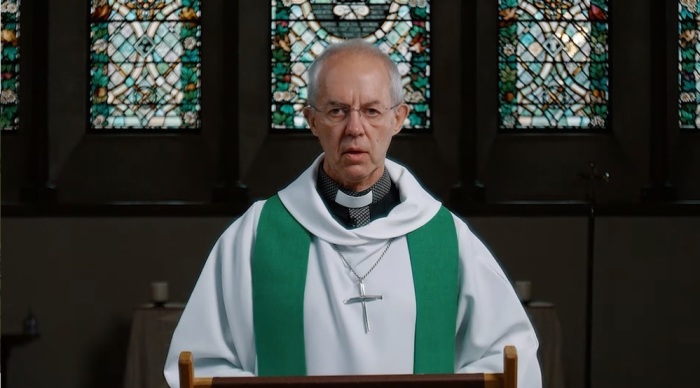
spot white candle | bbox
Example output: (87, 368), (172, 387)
(150, 281), (169, 305)
(514, 280), (532, 303)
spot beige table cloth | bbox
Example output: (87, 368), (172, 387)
(526, 301), (567, 388)
(124, 305), (184, 388)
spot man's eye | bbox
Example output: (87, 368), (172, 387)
(363, 108), (381, 117)
(327, 108), (346, 117)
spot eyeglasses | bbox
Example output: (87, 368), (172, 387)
(308, 103), (401, 126)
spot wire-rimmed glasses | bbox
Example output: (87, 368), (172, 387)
(307, 102), (401, 126)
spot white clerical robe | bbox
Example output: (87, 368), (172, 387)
(163, 154), (542, 388)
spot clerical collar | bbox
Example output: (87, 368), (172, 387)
(317, 166), (392, 208)
(335, 189), (372, 208)
(316, 165), (399, 229)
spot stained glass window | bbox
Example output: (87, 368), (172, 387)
(1, 0), (20, 131)
(498, 0), (609, 129)
(270, 0), (431, 132)
(679, 0), (700, 129)
(89, 0), (201, 130)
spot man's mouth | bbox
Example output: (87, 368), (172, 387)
(342, 149), (367, 161)
(343, 147), (365, 155)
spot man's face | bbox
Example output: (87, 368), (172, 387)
(304, 52), (408, 192)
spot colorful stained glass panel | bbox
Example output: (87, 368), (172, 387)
(679, 0), (700, 129)
(498, 0), (609, 129)
(271, 0), (431, 132)
(1, 0), (20, 131)
(89, 0), (201, 130)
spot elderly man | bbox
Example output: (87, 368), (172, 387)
(164, 39), (542, 387)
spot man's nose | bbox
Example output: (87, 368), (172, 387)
(344, 109), (364, 136)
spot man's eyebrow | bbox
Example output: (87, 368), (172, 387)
(325, 100), (383, 107)
(326, 100), (350, 107)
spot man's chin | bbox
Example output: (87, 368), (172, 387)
(336, 166), (382, 190)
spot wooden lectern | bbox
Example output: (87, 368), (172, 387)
(178, 345), (517, 388)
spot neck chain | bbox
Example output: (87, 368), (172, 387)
(332, 238), (395, 333)
(332, 238), (395, 282)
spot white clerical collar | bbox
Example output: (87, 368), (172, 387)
(335, 189), (373, 208)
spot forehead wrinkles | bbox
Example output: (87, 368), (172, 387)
(316, 54), (392, 104)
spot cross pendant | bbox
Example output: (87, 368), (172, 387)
(343, 281), (383, 333)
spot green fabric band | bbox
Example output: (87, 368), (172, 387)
(407, 206), (459, 374)
(252, 195), (310, 376)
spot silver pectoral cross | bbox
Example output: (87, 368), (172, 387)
(343, 281), (382, 333)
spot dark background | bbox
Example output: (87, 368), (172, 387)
(2, 1), (699, 387)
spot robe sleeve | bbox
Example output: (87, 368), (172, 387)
(452, 215), (543, 388)
(163, 201), (266, 387)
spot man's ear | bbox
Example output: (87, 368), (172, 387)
(303, 106), (319, 136)
(392, 103), (409, 135)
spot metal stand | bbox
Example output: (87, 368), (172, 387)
(577, 162), (609, 388)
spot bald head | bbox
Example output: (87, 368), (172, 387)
(306, 39), (404, 107)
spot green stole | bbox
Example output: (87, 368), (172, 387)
(252, 195), (459, 376)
